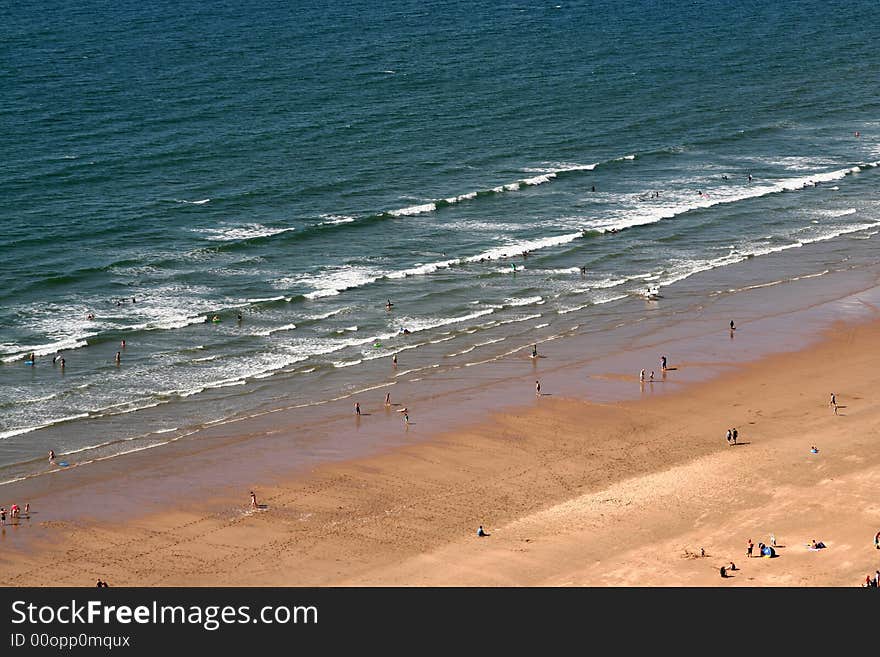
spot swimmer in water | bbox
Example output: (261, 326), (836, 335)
(385, 299), (394, 310)
(115, 351), (121, 364)
(49, 450), (56, 462)
(120, 339), (126, 349)
(392, 354), (398, 366)
(748, 174), (753, 182)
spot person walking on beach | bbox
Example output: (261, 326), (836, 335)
(48, 449), (55, 462)
(392, 354), (398, 367)
(250, 491), (258, 508)
(649, 371), (654, 382)
(384, 393), (391, 407)
(403, 412), (409, 425)
(0, 507), (5, 525)
(830, 393), (838, 415)
(732, 428), (738, 445)
(535, 380), (541, 396)
(532, 344), (538, 358)
(355, 402), (361, 416)
(660, 355), (667, 371)
(729, 320), (736, 331)
(747, 538), (754, 558)
(726, 428), (733, 445)
(639, 369), (646, 383)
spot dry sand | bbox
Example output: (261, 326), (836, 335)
(2, 315), (880, 587)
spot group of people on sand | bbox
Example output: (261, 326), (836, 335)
(0, 502), (29, 524)
(638, 355), (669, 384)
(725, 427), (739, 446)
(354, 390), (409, 426)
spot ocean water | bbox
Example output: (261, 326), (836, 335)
(2, 0), (880, 481)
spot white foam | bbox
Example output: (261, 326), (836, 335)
(332, 359), (362, 368)
(2, 338), (89, 363)
(252, 322), (297, 337)
(195, 223), (295, 241)
(319, 214), (356, 225)
(0, 413), (90, 441)
(389, 202), (437, 217)
(465, 232), (583, 263)
(504, 296), (543, 307)
(246, 295), (286, 303)
(589, 161), (877, 234)
(301, 265), (386, 300)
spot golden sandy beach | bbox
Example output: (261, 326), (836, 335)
(2, 312), (880, 587)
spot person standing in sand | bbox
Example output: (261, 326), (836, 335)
(250, 491), (258, 508)
(355, 402), (361, 416)
(747, 538), (754, 558)
(726, 429), (733, 445)
(649, 371), (654, 382)
(639, 368), (645, 382)
(403, 412), (409, 425)
(532, 344), (538, 358)
(660, 355), (667, 371)
(535, 380), (541, 396)
(830, 393), (838, 415)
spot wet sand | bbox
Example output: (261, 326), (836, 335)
(2, 296), (880, 586)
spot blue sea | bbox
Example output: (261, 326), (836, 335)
(2, 0), (880, 481)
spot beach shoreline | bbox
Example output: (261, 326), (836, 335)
(2, 272), (880, 586)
